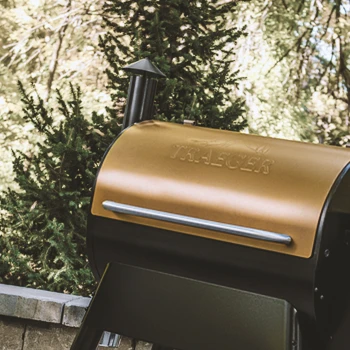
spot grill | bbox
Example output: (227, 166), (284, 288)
(71, 59), (350, 350)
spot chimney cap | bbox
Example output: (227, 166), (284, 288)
(123, 58), (166, 78)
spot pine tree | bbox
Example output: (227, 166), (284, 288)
(0, 83), (120, 295)
(0, 0), (247, 296)
(101, 0), (247, 131)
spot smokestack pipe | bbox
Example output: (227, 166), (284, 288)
(122, 58), (165, 130)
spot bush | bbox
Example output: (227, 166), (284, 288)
(0, 83), (120, 295)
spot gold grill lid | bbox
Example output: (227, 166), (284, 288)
(91, 121), (350, 258)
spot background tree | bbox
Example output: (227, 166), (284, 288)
(233, 0), (350, 145)
(0, 0), (110, 191)
(101, 0), (247, 131)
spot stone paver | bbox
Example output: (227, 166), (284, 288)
(23, 324), (77, 350)
(62, 296), (91, 328)
(0, 284), (80, 324)
(0, 284), (158, 350)
(113, 336), (133, 350)
(0, 318), (25, 350)
(136, 340), (153, 350)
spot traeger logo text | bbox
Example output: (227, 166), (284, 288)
(170, 142), (275, 175)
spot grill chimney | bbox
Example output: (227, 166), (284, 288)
(122, 58), (165, 130)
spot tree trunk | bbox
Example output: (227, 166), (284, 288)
(45, 1), (71, 101)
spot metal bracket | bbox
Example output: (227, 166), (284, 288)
(98, 332), (120, 348)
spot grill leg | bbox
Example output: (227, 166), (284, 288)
(70, 324), (103, 350)
(69, 264), (110, 350)
(71, 262), (178, 350)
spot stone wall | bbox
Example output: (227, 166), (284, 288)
(0, 284), (152, 350)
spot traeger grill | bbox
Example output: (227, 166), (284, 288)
(71, 59), (350, 350)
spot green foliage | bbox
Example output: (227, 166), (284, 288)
(0, 0), (248, 295)
(0, 83), (120, 295)
(101, 0), (247, 131)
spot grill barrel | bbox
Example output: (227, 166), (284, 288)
(86, 121), (350, 349)
(72, 59), (350, 350)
